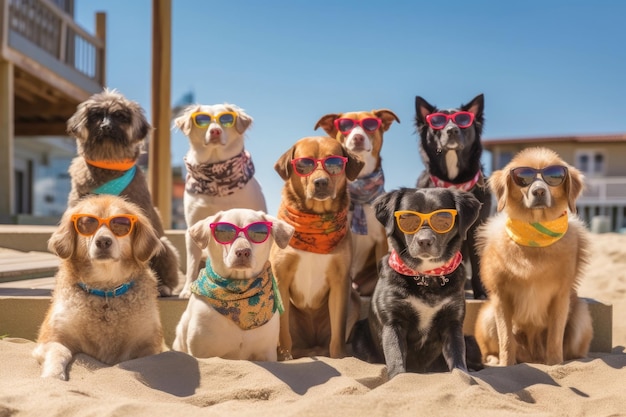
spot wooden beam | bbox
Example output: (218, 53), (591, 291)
(95, 12), (106, 87)
(15, 122), (67, 136)
(149, 0), (172, 228)
(0, 59), (15, 220)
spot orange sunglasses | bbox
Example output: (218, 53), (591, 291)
(71, 214), (138, 237)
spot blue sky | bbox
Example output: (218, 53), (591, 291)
(75, 1), (626, 216)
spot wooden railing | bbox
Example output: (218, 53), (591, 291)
(579, 177), (626, 204)
(3, 0), (105, 86)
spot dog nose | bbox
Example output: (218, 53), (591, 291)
(209, 127), (221, 136)
(235, 248), (251, 258)
(353, 134), (365, 145)
(313, 177), (329, 190)
(532, 187), (546, 197)
(95, 236), (113, 249)
(417, 236), (435, 248)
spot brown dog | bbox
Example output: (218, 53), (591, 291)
(314, 110), (400, 295)
(270, 136), (364, 360)
(33, 194), (165, 380)
(474, 147), (593, 366)
(66, 89), (181, 296)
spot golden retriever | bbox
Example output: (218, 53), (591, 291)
(474, 147), (593, 366)
(33, 194), (165, 380)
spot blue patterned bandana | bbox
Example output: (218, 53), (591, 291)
(348, 169), (385, 235)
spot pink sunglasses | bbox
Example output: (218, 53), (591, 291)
(210, 222), (272, 244)
(333, 117), (382, 134)
(425, 111), (474, 130)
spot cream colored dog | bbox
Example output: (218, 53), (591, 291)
(173, 208), (294, 361)
(174, 104), (267, 298)
(33, 195), (165, 380)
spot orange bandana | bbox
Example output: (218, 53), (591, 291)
(85, 158), (137, 171)
(278, 202), (348, 254)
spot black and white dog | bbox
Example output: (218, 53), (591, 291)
(414, 94), (491, 299)
(351, 187), (481, 378)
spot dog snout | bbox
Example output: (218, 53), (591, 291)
(235, 248), (251, 259)
(417, 235), (435, 248)
(353, 134), (365, 146)
(314, 177), (329, 191)
(96, 236), (113, 249)
(527, 181), (551, 208)
(209, 127), (221, 137)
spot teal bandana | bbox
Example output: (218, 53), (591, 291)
(92, 165), (137, 195)
(190, 259), (283, 330)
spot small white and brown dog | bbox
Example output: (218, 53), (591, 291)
(174, 104), (267, 298)
(315, 110), (400, 295)
(33, 194), (165, 380)
(173, 208), (294, 361)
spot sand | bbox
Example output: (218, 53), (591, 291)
(1, 233), (625, 417)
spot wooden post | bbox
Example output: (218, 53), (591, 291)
(0, 59), (14, 221)
(149, 0), (172, 228)
(95, 12), (106, 87)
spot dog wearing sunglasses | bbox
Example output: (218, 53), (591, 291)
(174, 103), (267, 299)
(67, 89), (181, 296)
(173, 208), (294, 361)
(314, 109), (400, 296)
(415, 94), (491, 299)
(271, 136), (365, 360)
(351, 187), (482, 377)
(474, 147), (593, 366)
(33, 194), (166, 380)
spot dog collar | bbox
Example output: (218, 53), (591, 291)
(278, 203), (348, 254)
(349, 169), (385, 235)
(91, 165), (137, 196)
(85, 158), (137, 171)
(77, 280), (135, 298)
(429, 171), (482, 192)
(184, 150), (256, 197)
(388, 249), (463, 286)
(190, 259), (284, 330)
(505, 211), (569, 247)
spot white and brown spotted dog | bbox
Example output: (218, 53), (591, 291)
(270, 136), (364, 360)
(174, 103), (267, 298)
(315, 110), (400, 296)
(173, 209), (294, 361)
(475, 147), (593, 366)
(33, 194), (165, 380)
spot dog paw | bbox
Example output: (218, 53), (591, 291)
(158, 285), (173, 297)
(277, 347), (293, 361)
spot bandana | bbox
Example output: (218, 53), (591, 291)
(388, 249), (463, 286)
(92, 165), (137, 196)
(505, 212), (569, 247)
(190, 260), (283, 330)
(429, 170), (482, 192)
(348, 169), (385, 235)
(184, 150), (256, 197)
(278, 202), (348, 254)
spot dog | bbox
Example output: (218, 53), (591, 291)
(66, 89), (181, 296)
(414, 94), (491, 299)
(33, 194), (165, 380)
(173, 208), (294, 361)
(314, 109), (400, 296)
(174, 103), (267, 298)
(474, 147), (593, 366)
(351, 187), (482, 378)
(270, 136), (364, 360)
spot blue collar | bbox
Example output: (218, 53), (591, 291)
(92, 165), (137, 196)
(77, 281), (135, 298)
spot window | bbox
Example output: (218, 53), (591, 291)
(575, 150), (605, 177)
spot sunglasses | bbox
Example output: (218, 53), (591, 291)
(333, 117), (382, 134)
(394, 209), (458, 234)
(71, 214), (138, 237)
(510, 165), (568, 187)
(210, 221), (273, 245)
(191, 111), (237, 128)
(291, 155), (348, 177)
(425, 112), (475, 130)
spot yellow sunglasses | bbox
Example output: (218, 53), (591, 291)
(394, 209), (458, 234)
(191, 111), (237, 128)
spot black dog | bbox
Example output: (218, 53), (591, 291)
(414, 94), (491, 299)
(351, 187), (481, 378)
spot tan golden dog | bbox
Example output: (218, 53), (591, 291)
(474, 147), (593, 366)
(33, 195), (165, 380)
(314, 110), (400, 296)
(270, 136), (364, 360)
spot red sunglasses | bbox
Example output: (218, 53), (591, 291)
(291, 156), (348, 177)
(333, 117), (381, 134)
(425, 111), (475, 130)
(210, 221), (272, 245)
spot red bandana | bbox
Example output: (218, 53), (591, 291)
(388, 249), (463, 286)
(429, 171), (481, 192)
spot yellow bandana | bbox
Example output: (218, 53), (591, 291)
(505, 212), (569, 247)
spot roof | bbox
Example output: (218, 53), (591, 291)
(483, 133), (626, 149)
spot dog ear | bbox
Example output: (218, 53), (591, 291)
(130, 104), (151, 141)
(130, 213), (163, 262)
(565, 165), (585, 213)
(173, 105), (199, 136)
(342, 146), (365, 181)
(461, 94), (484, 133)
(231, 105), (253, 134)
(48, 215), (77, 259)
(314, 114), (340, 138)
(274, 146), (295, 181)
(453, 190), (482, 240)
(489, 169), (509, 212)
(188, 213), (222, 249)
(66, 101), (89, 140)
(374, 109), (401, 132)
(415, 96), (436, 123)
(373, 189), (401, 236)
(264, 214), (295, 249)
